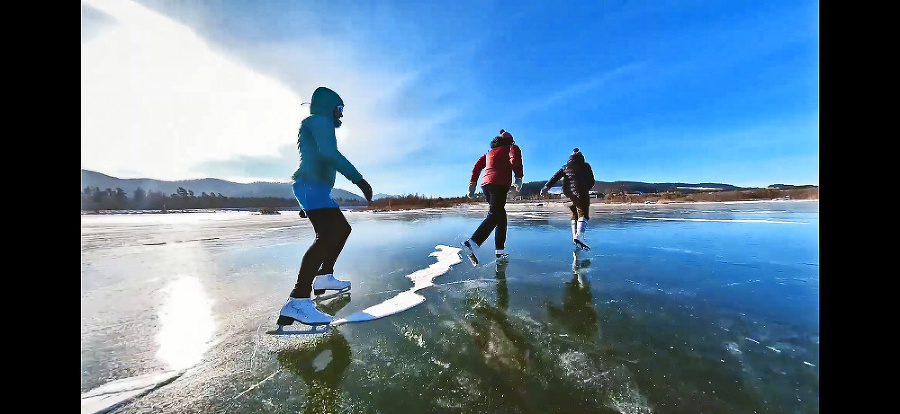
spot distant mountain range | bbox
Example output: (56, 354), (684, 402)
(82, 169), (814, 202)
(80, 169), (368, 203)
(597, 182), (817, 193)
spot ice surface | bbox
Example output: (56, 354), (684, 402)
(81, 200), (818, 413)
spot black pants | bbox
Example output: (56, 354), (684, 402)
(568, 194), (591, 220)
(471, 184), (509, 250)
(290, 208), (351, 298)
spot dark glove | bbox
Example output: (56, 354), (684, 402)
(356, 178), (373, 202)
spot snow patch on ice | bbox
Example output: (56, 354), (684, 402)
(331, 245), (462, 326)
(408, 245), (463, 292)
(81, 371), (183, 414)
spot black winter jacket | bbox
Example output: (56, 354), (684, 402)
(544, 149), (595, 200)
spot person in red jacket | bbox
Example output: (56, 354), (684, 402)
(461, 129), (524, 266)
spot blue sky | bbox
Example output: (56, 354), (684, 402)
(81, 0), (818, 198)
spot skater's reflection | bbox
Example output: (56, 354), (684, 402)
(572, 248), (592, 271)
(316, 293), (352, 317)
(276, 295), (352, 414)
(495, 260), (509, 310)
(463, 261), (532, 408)
(544, 250), (599, 341)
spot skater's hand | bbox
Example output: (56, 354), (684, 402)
(355, 178), (373, 202)
(514, 177), (523, 192)
(540, 186), (549, 197)
(467, 182), (477, 198)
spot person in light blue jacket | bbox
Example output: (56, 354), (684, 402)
(277, 86), (373, 328)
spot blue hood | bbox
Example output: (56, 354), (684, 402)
(309, 86), (345, 128)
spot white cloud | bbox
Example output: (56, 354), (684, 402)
(81, 0), (462, 187)
(82, 0), (303, 182)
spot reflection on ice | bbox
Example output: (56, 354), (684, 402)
(156, 276), (215, 370)
(633, 216), (808, 224)
(311, 349), (334, 372)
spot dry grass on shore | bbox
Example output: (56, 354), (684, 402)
(365, 194), (471, 211)
(601, 187), (819, 204)
(363, 188), (819, 212)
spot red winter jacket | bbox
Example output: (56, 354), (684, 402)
(470, 143), (524, 188)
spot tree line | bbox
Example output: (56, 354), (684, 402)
(82, 182), (817, 213)
(81, 186), (301, 211)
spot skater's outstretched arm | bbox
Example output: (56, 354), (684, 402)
(470, 155), (486, 184)
(509, 145), (523, 180)
(509, 145), (524, 191)
(468, 155), (486, 197)
(543, 166), (566, 191)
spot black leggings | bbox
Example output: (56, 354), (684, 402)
(290, 208), (352, 298)
(471, 184), (509, 250)
(568, 194), (591, 220)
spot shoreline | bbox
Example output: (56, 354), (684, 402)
(361, 197), (819, 215)
(81, 197), (819, 216)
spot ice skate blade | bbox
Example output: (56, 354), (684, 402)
(574, 240), (591, 251)
(266, 324), (330, 336)
(312, 289), (351, 303)
(457, 250), (479, 267)
(459, 242), (479, 267)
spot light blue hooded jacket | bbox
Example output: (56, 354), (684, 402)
(291, 87), (364, 187)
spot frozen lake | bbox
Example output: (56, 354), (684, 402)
(81, 200), (819, 414)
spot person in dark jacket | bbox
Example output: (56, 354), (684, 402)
(541, 148), (595, 250)
(461, 129), (524, 266)
(276, 86), (374, 329)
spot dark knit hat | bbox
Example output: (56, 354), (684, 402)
(569, 148), (585, 163)
(490, 129), (515, 148)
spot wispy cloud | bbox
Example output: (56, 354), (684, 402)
(505, 62), (646, 122)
